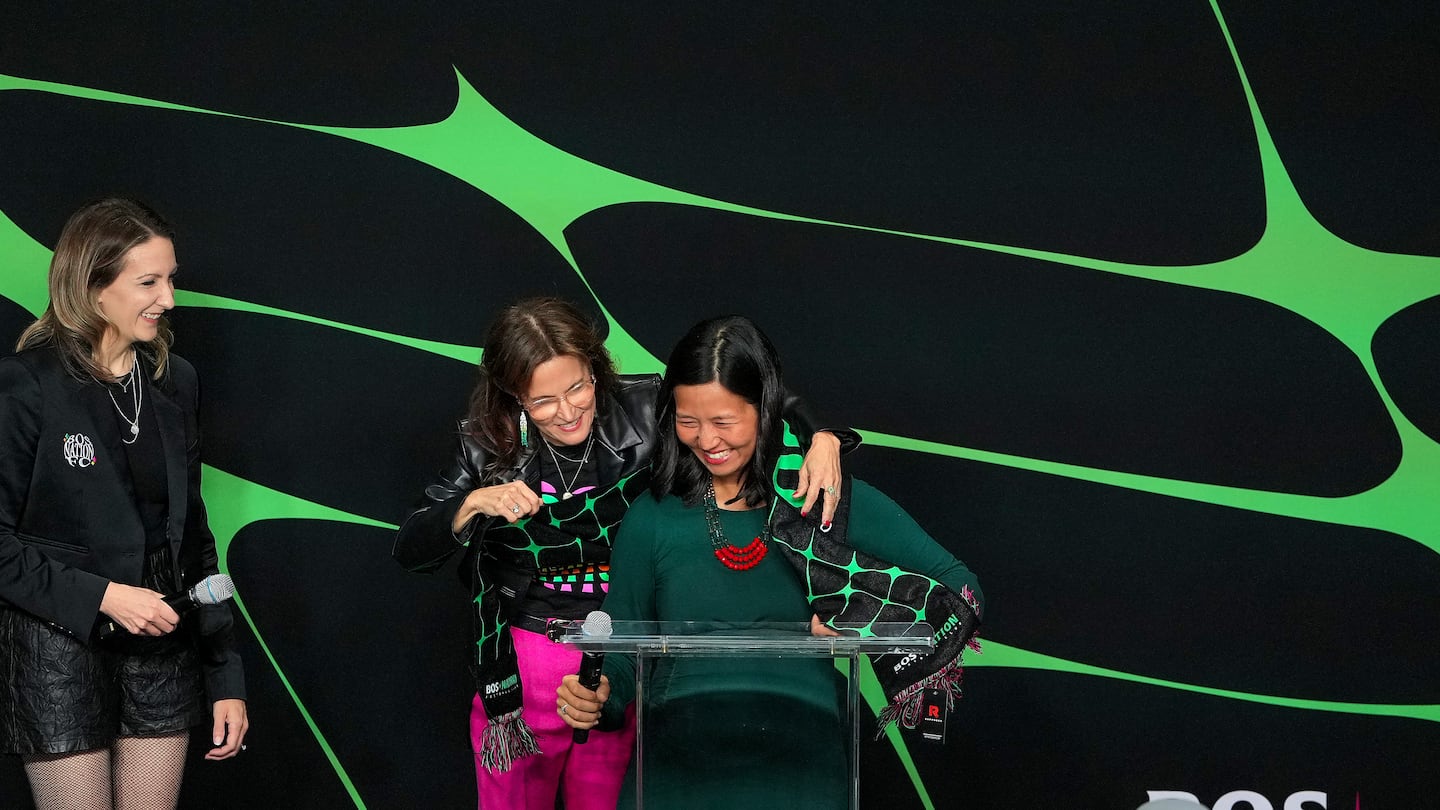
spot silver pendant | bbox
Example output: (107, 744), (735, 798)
(562, 492), (573, 500)
(130, 423), (139, 436)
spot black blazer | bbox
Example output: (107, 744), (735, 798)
(0, 344), (244, 702)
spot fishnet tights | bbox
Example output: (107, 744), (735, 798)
(22, 731), (189, 810)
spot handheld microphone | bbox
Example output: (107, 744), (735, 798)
(99, 573), (236, 639)
(572, 610), (612, 744)
(162, 573), (237, 613)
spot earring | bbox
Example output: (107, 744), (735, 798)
(519, 409), (529, 447)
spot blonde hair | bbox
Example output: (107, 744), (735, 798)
(16, 198), (175, 381)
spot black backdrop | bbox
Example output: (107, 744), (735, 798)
(2, 3), (1439, 809)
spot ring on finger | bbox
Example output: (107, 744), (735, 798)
(510, 504), (521, 515)
(825, 485), (836, 496)
(559, 703), (569, 716)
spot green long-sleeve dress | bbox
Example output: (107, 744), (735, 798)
(598, 478), (983, 809)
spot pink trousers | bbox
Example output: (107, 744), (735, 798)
(471, 627), (634, 810)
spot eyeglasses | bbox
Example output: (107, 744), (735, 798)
(524, 376), (597, 422)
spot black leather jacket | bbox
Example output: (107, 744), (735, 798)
(393, 375), (662, 574)
(393, 373), (857, 633)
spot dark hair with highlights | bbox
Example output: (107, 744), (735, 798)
(17, 197), (176, 381)
(465, 297), (618, 478)
(651, 315), (785, 508)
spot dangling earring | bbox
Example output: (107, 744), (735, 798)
(519, 409), (529, 447)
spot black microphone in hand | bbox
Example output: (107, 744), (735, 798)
(572, 610), (612, 744)
(99, 573), (236, 639)
(163, 574), (237, 613)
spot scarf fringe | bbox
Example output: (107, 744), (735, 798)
(477, 709), (541, 773)
(873, 657), (966, 740)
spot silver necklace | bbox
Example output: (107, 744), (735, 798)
(543, 431), (594, 499)
(106, 350), (143, 444)
(547, 442), (587, 463)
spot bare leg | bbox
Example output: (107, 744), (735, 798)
(111, 731), (189, 810)
(22, 748), (113, 810)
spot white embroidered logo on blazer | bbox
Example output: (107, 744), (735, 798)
(64, 433), (97, 467)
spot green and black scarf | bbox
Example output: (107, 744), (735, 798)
(766, 424), (982, 736)
(472, 469), (651, 771)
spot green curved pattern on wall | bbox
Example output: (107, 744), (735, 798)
(2, 2), (1437, 807)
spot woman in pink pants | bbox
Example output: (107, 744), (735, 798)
(394, 298), (851, 809)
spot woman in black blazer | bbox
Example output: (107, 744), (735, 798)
(0, 198), (248, 809)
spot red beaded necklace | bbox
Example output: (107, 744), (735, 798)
(702, 480), (769, 571)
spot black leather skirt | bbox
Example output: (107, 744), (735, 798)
(0, 545), (207, 755)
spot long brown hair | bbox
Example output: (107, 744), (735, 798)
(466, 297), (618, 478)
(16, 198), (176, 381)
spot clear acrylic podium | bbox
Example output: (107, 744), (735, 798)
(554, 620), (934, 809)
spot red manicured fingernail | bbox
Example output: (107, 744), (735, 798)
(800, 510), (808, 517)
(822, 521), (832, 530)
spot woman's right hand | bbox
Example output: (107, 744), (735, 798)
(100, 582), (180, 636)
(557, 673), (610, 731)
(453, 481), (543, 531)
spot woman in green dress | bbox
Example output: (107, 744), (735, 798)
(557, 315), (983, 809)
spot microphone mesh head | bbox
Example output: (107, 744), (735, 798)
(197, 574), (237, 605)
(580, 610), (612, 638)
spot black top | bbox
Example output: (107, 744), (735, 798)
(106, 371), (169, 551)
(517, 443), (605, 623)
